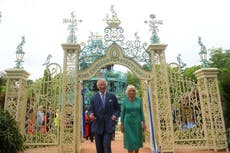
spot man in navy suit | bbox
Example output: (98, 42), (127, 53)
(88, 78), (120, 153)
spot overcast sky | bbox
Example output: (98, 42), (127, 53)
(0, 0), (230, 80)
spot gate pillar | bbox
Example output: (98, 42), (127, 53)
(148, 44), (175, 153)
(60, 44), (82, 153)
(4, 68), (30, 134)
(194, 68), (228, 151)
(140, 80), (151, 143)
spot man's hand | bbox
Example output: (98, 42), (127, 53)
(89, 113), (96, 121)
(111, 115), (117, 121)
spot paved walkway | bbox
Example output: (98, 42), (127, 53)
(25, 132), (229, 153)
(80, 132), (152, 153)
(81, 132), (229, 153)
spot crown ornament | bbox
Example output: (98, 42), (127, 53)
(105, 5), (121, 29)
(106, 15), (121, 29)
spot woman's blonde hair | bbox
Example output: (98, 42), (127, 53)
(125, 85), (137, 96)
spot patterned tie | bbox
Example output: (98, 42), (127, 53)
(101, 93), (105, 108)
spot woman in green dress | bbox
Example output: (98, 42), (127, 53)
(120, 85), (146, 153)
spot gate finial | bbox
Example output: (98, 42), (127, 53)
(104, 5), (121, 29)
(144, 14), (163, 44)
(177, 53), (186, 72)
(104, 5), (124, 44)
(15, 36), (26, 69)
(63, 11), (82, 44)
(198, 36), (209, 68)
(42, 54), (52, 67)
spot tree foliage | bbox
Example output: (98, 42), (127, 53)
(125, 71), (140, 88)
(125, 71), (141, 96)
(41, 68), (52, 95)
(0, 71), (6, 108)
(0, 71), (6, 95)
(183, 65), (201, 81)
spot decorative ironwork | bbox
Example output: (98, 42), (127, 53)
(145, 14), (163, 44)
(195, 69), (228, 150)
(177, 53), (186, 72)
(3, 6), (228, 153)
(60, 44), (82, 152)
(207, 78), (227, 149)
(63, 11), (82, 44)
(104, 5), (124, 45)
(198, 36), (209, 68)
(4, 69), (29, 135)
(150, 48), (175, 152)
(24, 63), (62, 148)
(79, 32), (106, 70)
(42, 54), (52, 67)
(80, 31), (151, 70)
(15, 36), (25, 69)
(169, 63), (206, 149)
(5, 79), (22, 119)
(79, 6), (151, 70)
(123, 32), (150, 67)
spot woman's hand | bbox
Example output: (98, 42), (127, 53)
(141, 122), (146, 131)
(120, 123), (124, 133)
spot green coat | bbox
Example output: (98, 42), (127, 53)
(120, 96), (145, 150)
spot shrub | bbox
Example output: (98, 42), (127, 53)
(0, 108), (25, 153)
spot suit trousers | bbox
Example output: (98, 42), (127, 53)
(95, 132), (113, 153)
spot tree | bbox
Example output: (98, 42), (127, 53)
(0, 71), (6, 108)
(41, 68), (52, 95)
(125, 71), (141, 96)
(183, 65), (201, 81)
(209, 48), (230, 68)
(126, 71), (140, 88)
(0, 71), (6, 95)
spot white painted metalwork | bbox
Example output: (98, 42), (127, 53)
(3, 7), (228, 153)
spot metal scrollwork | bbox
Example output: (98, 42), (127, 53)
(42, 54), (52, 67)
(15, 36), (26, 69)
(145, 14), (163, 44)
(123, 32), (150, 69)
(63, 11), (82, 44)
(104, 5), (124, 45)
(198, 36), (209, 68)
(79, 33), (106, 70)
(177, 53), (186, 72)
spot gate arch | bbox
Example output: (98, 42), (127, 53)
(61, 40), (175, 153)
(3, 6), (228, 153)
(78, 43), (152, 81)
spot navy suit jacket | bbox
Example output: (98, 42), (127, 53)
(88, 91), (120, 135)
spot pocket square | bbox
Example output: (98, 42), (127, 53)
(109, 99), (112, 102)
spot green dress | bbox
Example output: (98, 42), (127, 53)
(120, 96), (145, 150)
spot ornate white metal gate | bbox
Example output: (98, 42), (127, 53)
(25, 63), (62, 151)
(3, 6), (228, 153)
